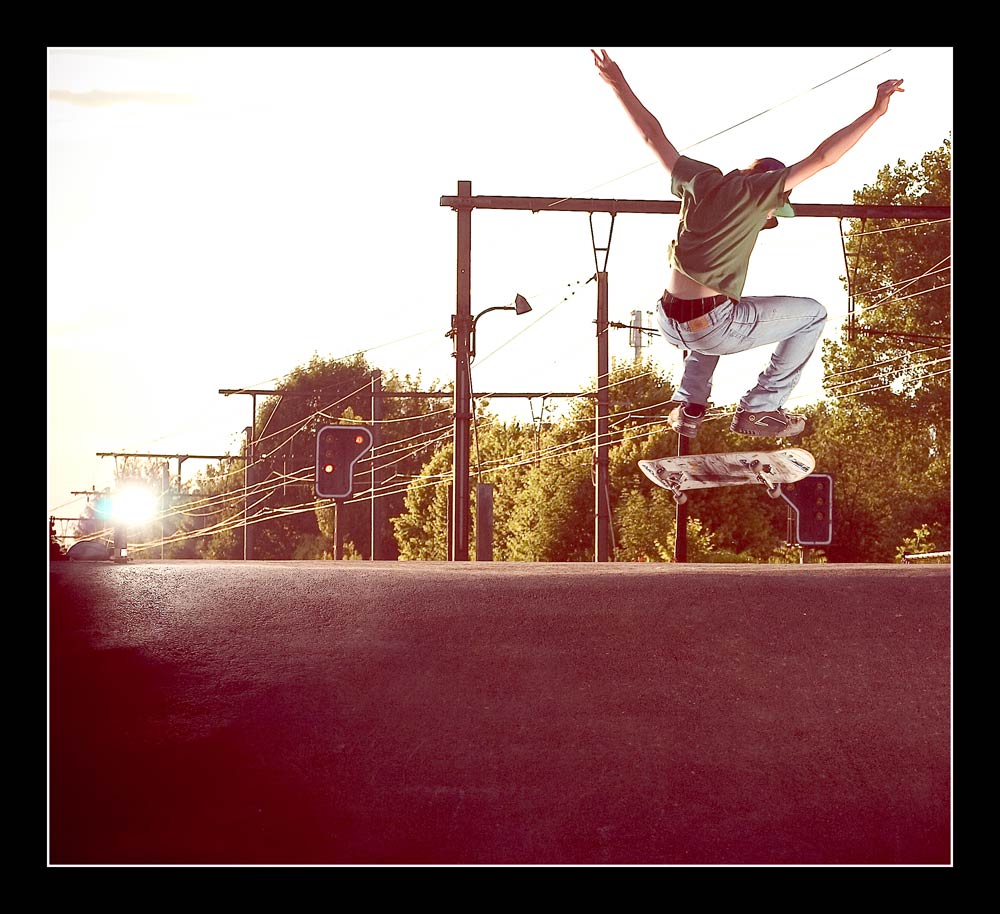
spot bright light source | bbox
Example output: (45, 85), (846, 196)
(112, 484), (159, 526)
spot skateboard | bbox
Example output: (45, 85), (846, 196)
(638, 448), (815, 504)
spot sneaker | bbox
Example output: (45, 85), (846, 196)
(730, 406), (806, 437)
(667, 403), (705, 439)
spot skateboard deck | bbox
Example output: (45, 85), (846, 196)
(638, 448), (815, 503)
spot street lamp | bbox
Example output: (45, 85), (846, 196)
(469, 293), (532, 361)
(449, 293), (532, 561)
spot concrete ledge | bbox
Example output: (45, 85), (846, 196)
(49, 562), (951, 865)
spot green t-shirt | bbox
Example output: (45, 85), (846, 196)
(668, 155), (791, 301)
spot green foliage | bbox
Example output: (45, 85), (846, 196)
(191, 355), (450, 560)
(615, 488), (719, 561)
(894, 523), (946, 564)
(392, 443), (452, 560)
(824, 139), (951, 418)
(471, 416), (541, 561)
(391, 411), (542, 560)
(392, 357), (802, 562)
(506, 443), (594, 561)
(290, 531), (363, 560)
(199, 526), (240, 560)
(186, 460), (247, 559)
(292, 533), (330, 560)
(505, 357), (680, 561)
(613, 485), (680, 561)
(809, 137), (951, 561)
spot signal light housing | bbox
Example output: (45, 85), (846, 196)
(780, 474), (833, 546)
(315, 425), (373, 500)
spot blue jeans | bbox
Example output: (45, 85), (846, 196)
(655, 295), (828, 412)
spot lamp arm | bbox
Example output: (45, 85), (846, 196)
(469, 305), (515, 362)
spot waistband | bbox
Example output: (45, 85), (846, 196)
(660, 291), (729, 323)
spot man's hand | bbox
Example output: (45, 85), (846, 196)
(785, 77), (907, 192)
(590, 47), (680, 174)
(873, 78), (905, 116)
(591, 48), (624, 88)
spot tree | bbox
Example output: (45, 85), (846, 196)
(392, 441), (452, 560)
(393, 356), (808, 562)
(192, 354), (450, 559)
(71, 489), (114, 548)
(808, 138), (951, 561)
(185, 457), (250, 559)
(244, 353), (378, 559)
(501, 357), (675, 561)
(525, 357), (800, 561)
(505, 435), (593, 561)
(391, 409), (539, 561)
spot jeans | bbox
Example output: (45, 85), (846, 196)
(655, 295), (827, 412)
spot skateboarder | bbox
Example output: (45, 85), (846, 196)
(592, 49), (904, 439)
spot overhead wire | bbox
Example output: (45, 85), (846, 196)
(123, 333), (952, 556)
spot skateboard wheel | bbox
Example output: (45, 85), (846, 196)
(767, 485), (782, 499)
(673, 492), (687, 505)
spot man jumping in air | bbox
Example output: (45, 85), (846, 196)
(592, 48), (904, 438)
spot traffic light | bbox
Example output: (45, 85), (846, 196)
(315, 425), (373, 499)
(780, 474), (833, 546)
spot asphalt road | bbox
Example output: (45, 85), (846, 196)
(48, 560), (951, 866)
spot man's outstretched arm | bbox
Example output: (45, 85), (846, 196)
(784, 78), (905, 192)
(592, 48), (680, 176)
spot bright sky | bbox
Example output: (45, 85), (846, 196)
(47, 46), (953, 521)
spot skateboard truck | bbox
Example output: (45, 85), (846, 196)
(740, 458), (783, 499)
(653, 465), (689, 504)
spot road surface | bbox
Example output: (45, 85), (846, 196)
(48, 560), (951, 866)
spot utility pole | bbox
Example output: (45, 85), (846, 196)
(591, 221), (613, 562)
(161, 461), (169, 559)
(243, 426), (254, 560)
(451, 180), (474, 562)
(589, 212), (614, 562)
(674, 354), (690, 564)
(594, 271), (611, 561)
(370, 371), (385, 560)
(630, 310), (644, 361)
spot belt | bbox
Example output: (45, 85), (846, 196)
(660, 291), (729, 323)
